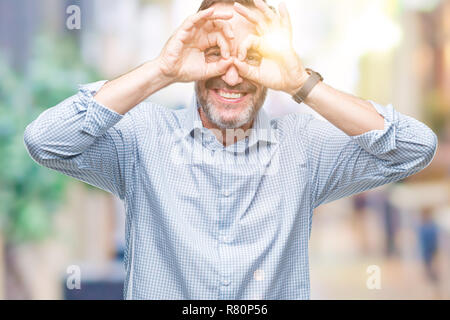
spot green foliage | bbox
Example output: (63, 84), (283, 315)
(0, 34), (98, 244)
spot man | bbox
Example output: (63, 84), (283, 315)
(24, 0), (437, 300)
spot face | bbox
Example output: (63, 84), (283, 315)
(195, 3), (268, 130)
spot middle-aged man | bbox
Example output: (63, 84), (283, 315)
(24, 0), (438, 299)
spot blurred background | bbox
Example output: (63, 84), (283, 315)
(0, 0), (449, 300)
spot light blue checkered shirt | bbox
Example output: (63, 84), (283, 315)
(24, 81), (437, 300)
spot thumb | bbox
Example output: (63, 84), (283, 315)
(203, 57), (233, 79)
(233, 58), (259, 82)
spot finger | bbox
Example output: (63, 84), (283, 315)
(279, 2), (292, 31)
(184, 8), (233, 32)
(194, 11), (234, 26)
(183, 8), (214, 31)
(254, 0), (277, 22)
(216, 20), (234, 39)
(204, 20), (234, 39)
(204, 57), (233, 79)
(234, 2), (266, 32)
(238, 34), (262, 61)
(207, 32), (230, 59)
(233, 58), (260, 82)
(217, 35), (230, 59)
(180, 11), (233, 43)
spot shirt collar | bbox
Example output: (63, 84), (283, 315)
(182, 94), (278, 146)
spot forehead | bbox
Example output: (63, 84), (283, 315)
(210, 3), (262, 41)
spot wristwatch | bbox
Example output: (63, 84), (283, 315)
(292, 68), (323, 104)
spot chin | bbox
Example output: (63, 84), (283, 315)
(205, 99), (255, 130)
(195, 81), (267, 130)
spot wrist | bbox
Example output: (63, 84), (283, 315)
(286, 69), (310, 96)
(153, 56), (178, 87)
(129, 59), (175, 100)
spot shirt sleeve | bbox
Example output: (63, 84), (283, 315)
(305, 101), (438, 209)
(23, 81), (137, 200)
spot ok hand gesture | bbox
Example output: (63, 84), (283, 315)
(233, 0), (309, 95)
(158, 8), (235, 83)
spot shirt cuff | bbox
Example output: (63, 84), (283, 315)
(78, 81), (124, 137)
(350, 101), (399, 156)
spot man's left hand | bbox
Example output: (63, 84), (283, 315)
(233, 0), (309, 96)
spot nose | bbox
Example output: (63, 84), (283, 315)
(221, 64), (243, 87)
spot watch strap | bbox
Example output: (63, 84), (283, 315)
(292, 68), (323, 104)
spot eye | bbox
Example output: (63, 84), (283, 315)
(246, 53), (262, 65)
(204, 48), (222, 62)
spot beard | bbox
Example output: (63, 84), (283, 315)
(202, 99), (256, 129)
(195, 77), (268, 130)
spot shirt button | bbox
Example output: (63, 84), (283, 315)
(220, 235), (232, 243)
(221, 279), (231, 286)
(223, 190), (232, 197)
(254, 269), (265, 281)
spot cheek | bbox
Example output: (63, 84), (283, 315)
(252, 87), (267, 108)
(197, 82), (208, 97)
(252, 87), (263, 100)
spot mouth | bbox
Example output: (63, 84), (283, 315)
(210, 89), (249, 104)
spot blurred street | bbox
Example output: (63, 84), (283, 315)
(311, 185), (450, 299)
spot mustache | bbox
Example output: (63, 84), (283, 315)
(205, 77), (257, 93)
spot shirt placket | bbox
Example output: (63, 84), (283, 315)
(217, 149), (236, 299)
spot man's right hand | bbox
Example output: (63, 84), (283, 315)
(94, 8), (235, 115)
(157, 7), (235, 83)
